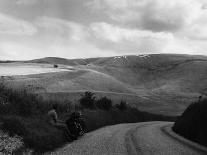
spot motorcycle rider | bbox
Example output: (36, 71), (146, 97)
(47, 104), (76, 140)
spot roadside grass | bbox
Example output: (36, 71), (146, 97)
(0, 84), (176, 153)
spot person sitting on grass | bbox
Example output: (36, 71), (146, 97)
(47, 104), (58, 125)
(47, 104), (76, 140)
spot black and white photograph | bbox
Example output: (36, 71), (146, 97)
(0, 0), (207, 154)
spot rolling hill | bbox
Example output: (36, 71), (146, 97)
(2, 54), (207, 115)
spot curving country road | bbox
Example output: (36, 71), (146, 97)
(49, 122), (207, 155)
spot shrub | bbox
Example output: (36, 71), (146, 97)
(173, 98), (207, 147)
(0, 130), (24, 154)
(0, 85), (71, 152)
(84, 106), (176, 132)
(1, 116), (27, 137)
(79, 92), (96, 109)
(53, 64), (58, 68)
(96, 97), (112, 110)
(47, 100), (72, 114)
(0, 84), (73, 117)
(115, 100), (127, 111)
(0, 85), (41, 116)
(1, 116), (67, 153)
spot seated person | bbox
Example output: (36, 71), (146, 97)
(47, 104), (58, 125)
(47, 104), (76, 140)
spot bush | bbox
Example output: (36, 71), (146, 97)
(0, 130), (24, 154)
(84, 106), (176, 132)
(46, 100), (72, 119)
(79, 92), (96, 109)
(53, 64), (58, 68)
(173, 98), (207, 147)
(0, 84), (72, 117)
(0, 83), (37, 116)
(0, 85), (42, 116)
(0, 85), (71, 153)
(1, 116), (67, 153)
(115, 100), (127, 111)
(2, 116), (27, 137)
(96, 97), (112, 110)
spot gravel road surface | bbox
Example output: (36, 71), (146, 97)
(49, 121), (207, 155)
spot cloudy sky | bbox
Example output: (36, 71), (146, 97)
(0, 0), (207, 60)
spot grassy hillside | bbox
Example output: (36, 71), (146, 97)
(2, 54), (207, 115)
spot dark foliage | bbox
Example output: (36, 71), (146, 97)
(0, 84), (44, 116)
(53, 64), (58, 68)
(79, 92), (96, 109)
(96, 96), (112, 110)
(0, 83), (72, 117)
(0, 84), (72, 152)
(1, 116), (67, 153)
(84, 106), (176, 132)
(1, 116), (27, 137)
(0, 61), (15, 63)
(115, 100), (127, 111)
(173, 98), (207, 147)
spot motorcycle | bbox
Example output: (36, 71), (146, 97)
(66, 112), (86, 139)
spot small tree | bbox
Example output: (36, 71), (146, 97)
(96, 96), (112, 110)
(116, 100), (127, 111)
(53, 64), (58, 68)
(79, 92), (96, 109)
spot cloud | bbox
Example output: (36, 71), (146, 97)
(89, 22), (173, 53)
(0, 16), (116, 60)
(88, 0), (203, 32)
(35, 16), (88, 41)
(88, 22), (207, 55)
(0, 5), (207, 61)
(0, 13), (37, 35)
(184, 25), (207, 41)
(90, 22), (173, 41)
(0, 36), (115, 60)
(179, 11), (207, 41)
(0, 13), (87, 39)
(0, 41), (39, 60)
(16, 0), (39, 5)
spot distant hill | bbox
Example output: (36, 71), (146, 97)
(4, 54), (207, 115)
(0, 60), (16, 63)
(27, 57), (99, 66)
(28, 54), (207, 67)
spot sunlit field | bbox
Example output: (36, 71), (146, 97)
(0, 63), (70, 76)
